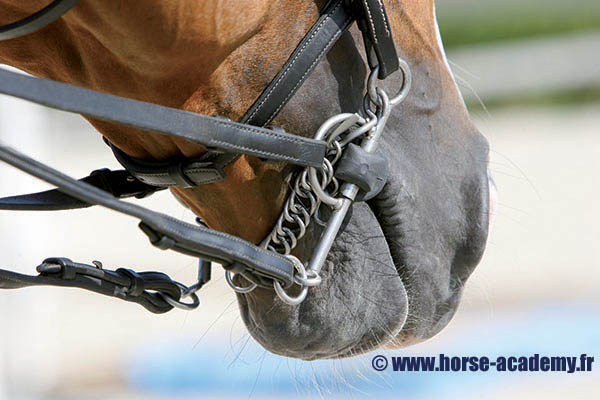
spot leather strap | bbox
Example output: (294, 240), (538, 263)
(353, 0), (399, 79)
(108, 0), (355, 187)
(0, 145), (296, 288)
(0, 168), (163, 211)
(0, 0), (403, 311)
(0, 68), (326, 168)
(0, 0), (81, 41)
(108, 142), (239, 188)
(0, 257), (181, 314)
(242, 0), (355, 127)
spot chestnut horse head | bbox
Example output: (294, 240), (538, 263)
(0, 0), (493, 360)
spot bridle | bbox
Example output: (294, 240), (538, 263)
(0, 0), (411, 311)
(0, 0), (411, 310)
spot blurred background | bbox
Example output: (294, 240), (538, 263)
(0, 0), (598, 398)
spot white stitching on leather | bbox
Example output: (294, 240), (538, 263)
(262, 14), (353, 126)
(157, 215), (292, 275)
(363, 0), (378, 44)
(245, 0), (345, 122)
(375, 0), (390, 36)
(210, 140), (304, 164)
(133, 169), (222, 186)
(140, 105), (323, 154)
(209, 122), (324, 164)
(214, 120), (307, 145)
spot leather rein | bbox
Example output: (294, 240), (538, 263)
(0, 0), (411, 312)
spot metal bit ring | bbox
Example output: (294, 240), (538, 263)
(225, 270), (257, 293)
(294, 268), (322, 287)
(274, 255), (309, 305)
(368, 58), (412, 107)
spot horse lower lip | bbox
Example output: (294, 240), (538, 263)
(236, 201), (408, 360)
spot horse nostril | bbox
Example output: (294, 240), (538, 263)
(488, 170), (498, 233)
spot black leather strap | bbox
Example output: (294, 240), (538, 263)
(0, 168), (163, 211)
(352, 0), (399, 79)
(242, 0), (355, 127)
(0, 0), (81, 41)
(0, 257), (181, 314)
(0, 68), (326, 168)
(108, 142), (239, 188)
(0, 145), (295, 288)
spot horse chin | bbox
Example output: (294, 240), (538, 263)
(236, 201), (409, 360)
